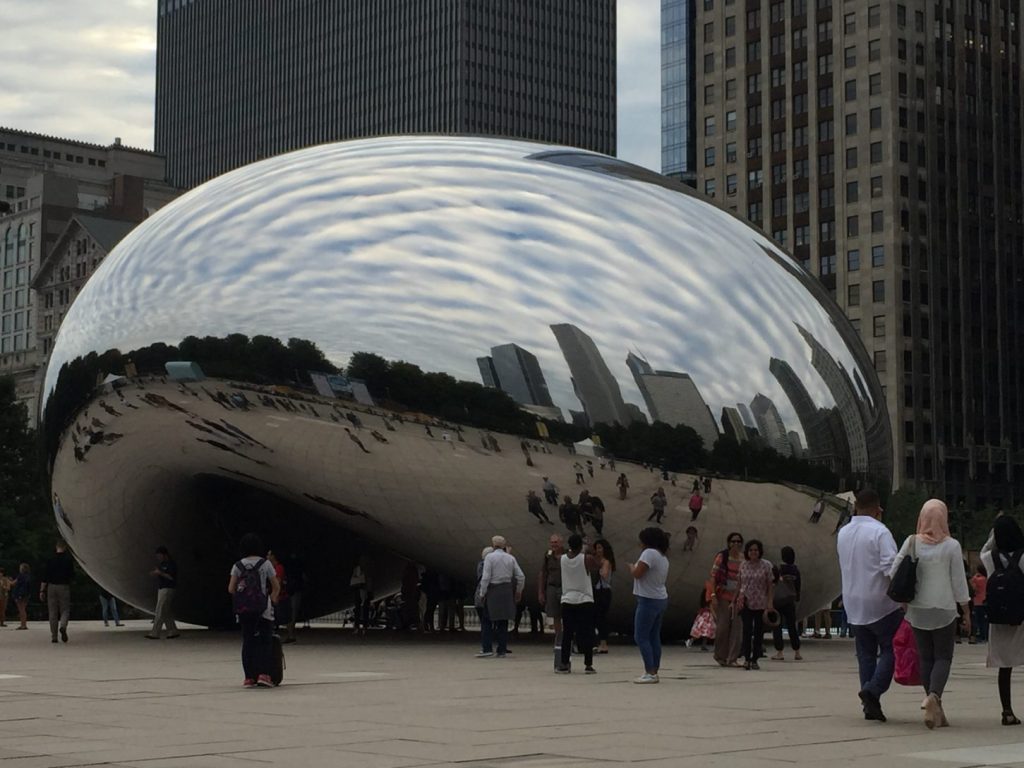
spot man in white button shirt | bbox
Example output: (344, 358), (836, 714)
(477, 536), (525, 658)
(837, 489), (903, 722)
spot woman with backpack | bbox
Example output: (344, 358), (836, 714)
(980, 515), (1024, 726)
(889, 499), (971, 729)
(227, 533), (281, 688)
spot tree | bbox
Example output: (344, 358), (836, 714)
(0, 376), (56, 569)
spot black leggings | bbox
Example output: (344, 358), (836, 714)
(560, 602), (595, 668)
(772, 602), (801, 651)
(912, 621), (957, 697)
(740, 608), (765, 662)
(1000, 667), (1013, 713)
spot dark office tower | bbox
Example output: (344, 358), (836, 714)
(155, 0), (617, 189)
(661, 0), (696, 184)
(477, 356), (500, 390)
(488, 343), (554, 407)
(694, 2), (1024, 505)
(551, 323), (633, 427)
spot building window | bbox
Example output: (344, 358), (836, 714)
(748, 169), (763, 189)
(868, 38), (881, 61)
(868, 5), (881, 27)
(847, 249), (861, 271)
(871, 210), (884, 232)
(705, 116), (716, 136)
(870, 142), (883, 163)
(820, 186), (835, 208)
(727, 174), (738, 194)
(872, 244), (885, 266)
(870, 107), (882, 130)
(847, 180), (859, 202)
(704, 85), (716, 105)
(870, 176), (883, 197)
(748, 201), (762, 222)
(872, 279), (885, 302)
(847, 215), (859, 237)
(726, 15), (736, 35)
(874, 350), (887, 372)
(726, 142), (737, 162)
(795, 225), (810, 246)
(844, 12), (856, 34)
(869, 73), (882, 95)
(705, 147), (716, 166)
(704, 22), (715, 42)
(821, 254), (836, 274)
(726, 110), (737, 131)
(848, 283), (860, 305)
(873, 315), (885, 337)
(846, 147), (858, 168)
(726, 79), (737, 99)
(845, 80), (857, 101)
(845, 113), (858, 135)
(845, 46), (857, 67)
(704, 53), (715, 73)
(705, 178), (717, 196)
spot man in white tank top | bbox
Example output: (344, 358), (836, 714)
(557, 533), (597, 674)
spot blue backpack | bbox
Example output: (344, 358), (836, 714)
(233, 558), (268, 617)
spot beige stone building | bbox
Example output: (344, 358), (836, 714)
(691, 1), (1024, 506)
(0, 129), (180, 422)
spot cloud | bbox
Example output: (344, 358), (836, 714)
(1, 1), (661, 168)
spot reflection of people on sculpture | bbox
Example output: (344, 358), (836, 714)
(527, 491), (554, 525)
(809, 494), (826, 523)
(689, 490), (704, 522)
(586, 460), (594, 478)
(692, 477), (701, 493)
(559, 495), (582, 534)
(703, 476), (713, 494)
(648, 488), (667, 524)
(579, 491), (605, 535)
(683, 526), (699, 551)
(616, 473), (629, 499)
(344, 427), (370, 454)
(573, 462), (585, 484)
(542, 477), (559, 505)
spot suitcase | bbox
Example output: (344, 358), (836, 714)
(270, 633), (286, 686)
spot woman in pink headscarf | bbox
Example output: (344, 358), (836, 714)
(889, 499), (971, 729)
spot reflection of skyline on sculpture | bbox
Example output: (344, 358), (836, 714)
(44, 137), (889, 483)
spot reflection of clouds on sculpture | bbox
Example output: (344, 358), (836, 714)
(46, 137), (873, 458)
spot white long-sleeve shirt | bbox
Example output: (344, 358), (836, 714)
(890, 535), (969, 630)
(477, 549), (525, 598)
(837, 515), (900, 625)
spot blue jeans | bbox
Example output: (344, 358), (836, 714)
(99, 594), (119, 624)
(972, 606), (989, 641)
(634, 596), (668, 673)
(851, 609), (903, 699)
(478, 605), (494, 652)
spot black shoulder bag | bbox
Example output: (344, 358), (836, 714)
(887, 535), (918, 603)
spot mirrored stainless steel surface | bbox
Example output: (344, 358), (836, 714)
(41, 136), (891, 629)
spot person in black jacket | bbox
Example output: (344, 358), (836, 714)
(39, 541), (75, 643)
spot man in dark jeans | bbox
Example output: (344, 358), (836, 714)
(837, 489), (903, 722)
(39, 541), (74, 643)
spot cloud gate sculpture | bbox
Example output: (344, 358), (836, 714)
(41, 137), (891, 631)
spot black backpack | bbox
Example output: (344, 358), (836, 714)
(986, 549), (1024, 626)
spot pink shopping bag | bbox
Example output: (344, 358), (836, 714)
(893, 618), (921, 686)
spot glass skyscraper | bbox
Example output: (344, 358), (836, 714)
(660, 0), (695, 184)
(156, 0), (617, 189)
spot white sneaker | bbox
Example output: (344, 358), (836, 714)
(475, 651), (494, 658)
(633, 673), (659, 684)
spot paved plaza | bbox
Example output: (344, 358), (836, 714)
(2, 622), (1022, 767)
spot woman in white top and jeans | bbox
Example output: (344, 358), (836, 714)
(890, 499), (970, 728)
(627, 527), (670, 684)
(557, 533), (597, 674)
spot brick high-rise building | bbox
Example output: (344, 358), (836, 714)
(687, 1), (1024, 505)
(155, 0), (617, 188)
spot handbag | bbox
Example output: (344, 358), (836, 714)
(887, 536), (918, 603)
(893, 619), (922, 686)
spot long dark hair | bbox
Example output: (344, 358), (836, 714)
(994, 516), (1024, 554)
(595, 538), (616, 571)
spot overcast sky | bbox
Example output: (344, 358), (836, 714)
(0, 0), (661, 172)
